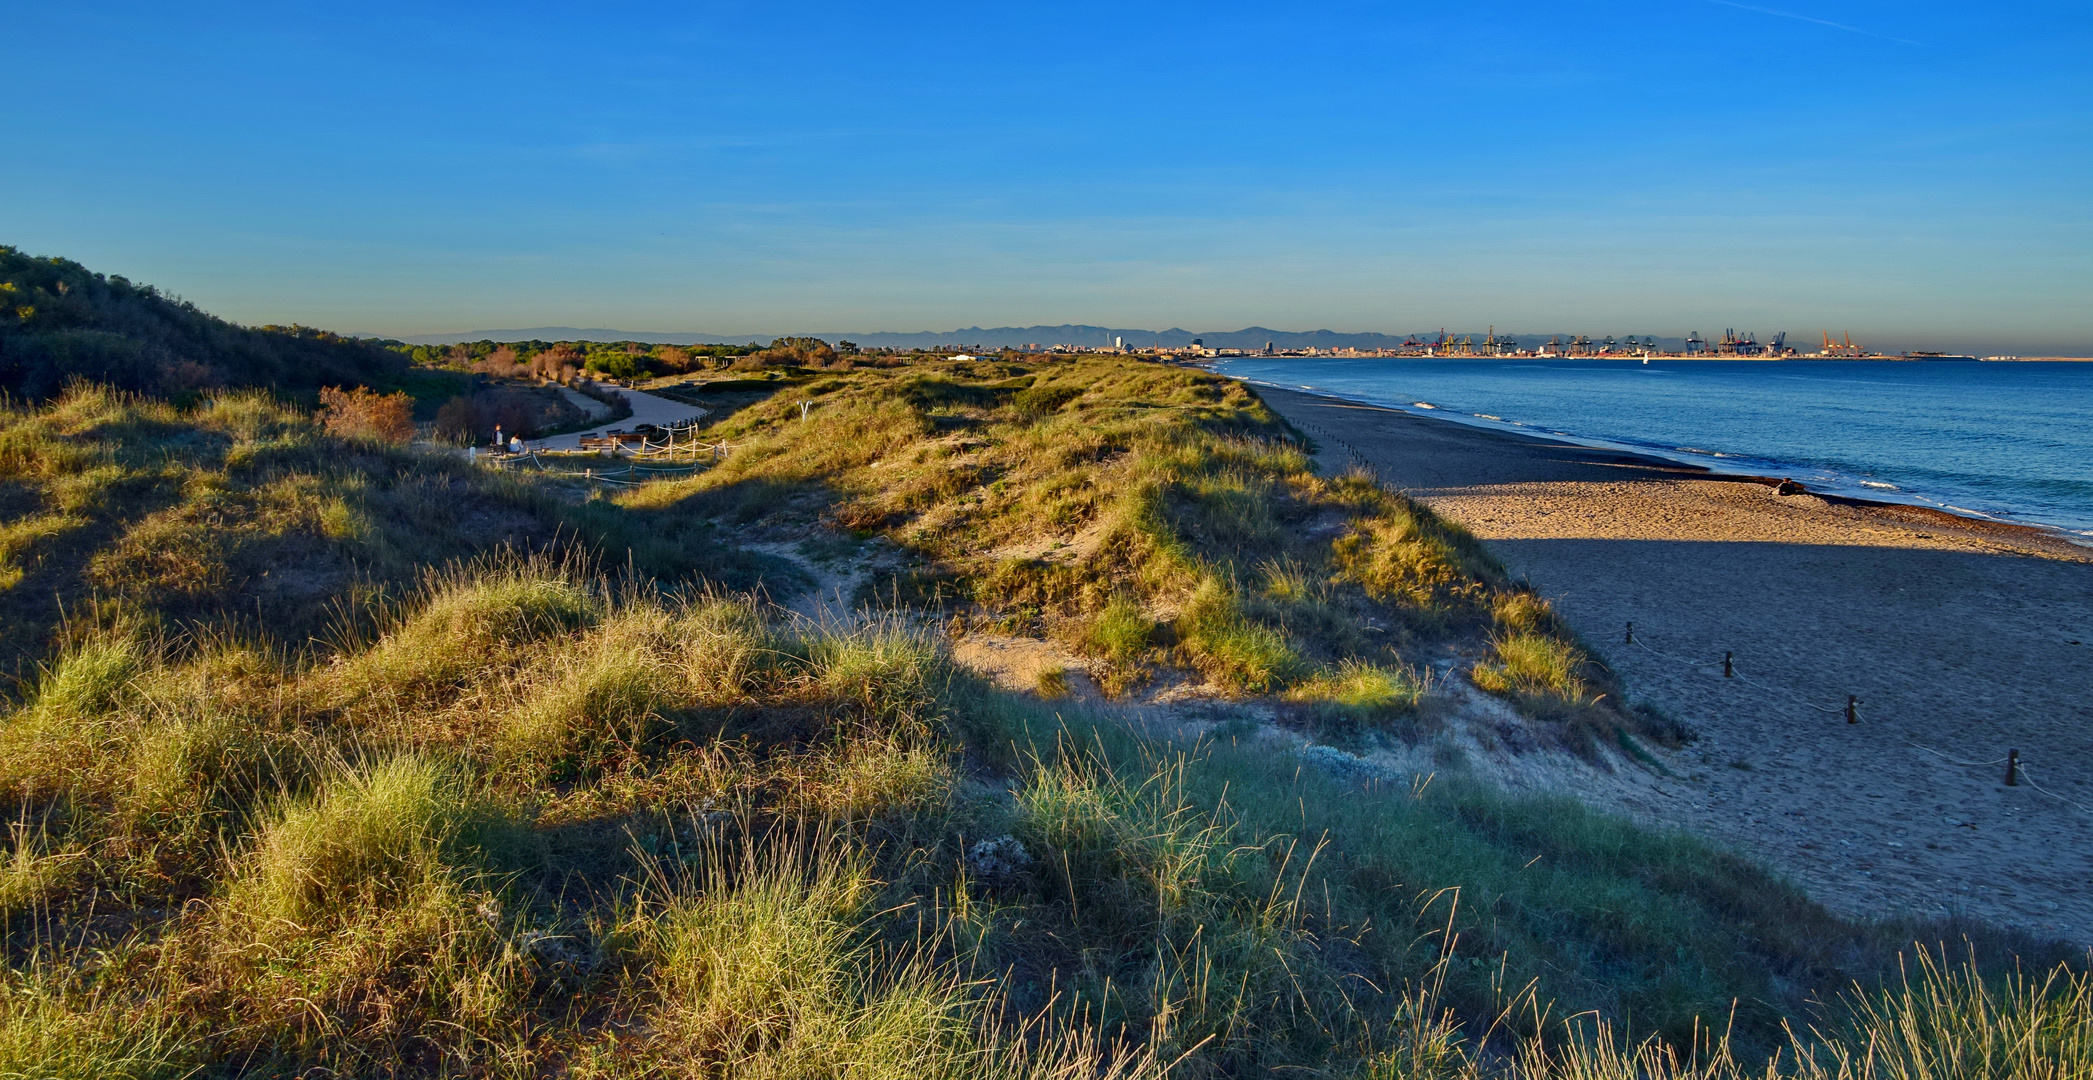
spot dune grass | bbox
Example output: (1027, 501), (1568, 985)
(0, 362), (2082, 1076)
(0, 554), (2079, 1077)
(0, 384), (797, 685)
(605, 355), (1651, 747)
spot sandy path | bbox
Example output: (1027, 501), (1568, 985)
(538, 389), (711, 450)
(557, 386), (618, 422)
(1256, 388), (2093, 942)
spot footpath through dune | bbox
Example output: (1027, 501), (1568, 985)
(1255, 386), (2093, 944)
(539, 388), (711, 450)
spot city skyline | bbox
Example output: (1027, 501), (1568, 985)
(371, 322), (2014, 358)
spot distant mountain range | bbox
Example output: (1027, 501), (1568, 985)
(376, 324), (2070, 356)
(374, 324), (1704, 352)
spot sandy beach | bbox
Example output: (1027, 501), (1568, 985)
(1254, 386), (2093, 942)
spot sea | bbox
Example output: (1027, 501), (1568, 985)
(1211, 357), (2093, 543)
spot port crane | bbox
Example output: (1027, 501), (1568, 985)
(1821, 331), (1865, 358)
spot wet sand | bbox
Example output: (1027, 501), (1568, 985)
(1255, 387), (2093, 942)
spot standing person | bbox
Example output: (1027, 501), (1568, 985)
(492, 424), (504, 452)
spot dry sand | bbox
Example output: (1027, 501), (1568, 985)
(1256, 387), (2093, 943)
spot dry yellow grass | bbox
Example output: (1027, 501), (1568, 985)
(0, 363), (2078, 1077)
(614, 357), (1643, 739)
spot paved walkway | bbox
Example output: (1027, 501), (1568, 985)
(557, 386), (618, 423)
(537, 388), (710, 450)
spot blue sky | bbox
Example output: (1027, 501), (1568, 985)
(4, 1), (2089, 351)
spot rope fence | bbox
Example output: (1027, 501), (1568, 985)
(470, 411), (749, 482)
(1296, 420), (1380, 477)
(509, 451), (735, 485)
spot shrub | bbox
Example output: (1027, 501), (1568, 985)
(431, 395), (481, 444)
(315, 385), (414, 443)
(468, 346), (529, 378)
(586, 351), (641, 379)
(1011, 383), (1083, 417)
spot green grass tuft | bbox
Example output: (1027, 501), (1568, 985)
(1285, 658), (1426, 729)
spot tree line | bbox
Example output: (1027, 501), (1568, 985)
(385, 335), (915, 381)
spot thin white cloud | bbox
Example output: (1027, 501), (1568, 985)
(1701, 0), (1922, 46)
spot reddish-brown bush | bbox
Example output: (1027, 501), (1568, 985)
(317, 385), (415, 443)
(471, 346), (528, 378)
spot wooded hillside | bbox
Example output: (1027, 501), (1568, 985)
(0, 246), (406, 400)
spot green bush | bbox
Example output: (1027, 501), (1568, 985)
(1011, 383), (1083, 417)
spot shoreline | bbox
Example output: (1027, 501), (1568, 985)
(1244, 381), (2093, 942)
(1209, 365), (2093, 551)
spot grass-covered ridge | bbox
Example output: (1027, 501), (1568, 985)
(0, 385), (793, 681)
(0, 349), (2084, 1076)
(626, 356), (1661, 747)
